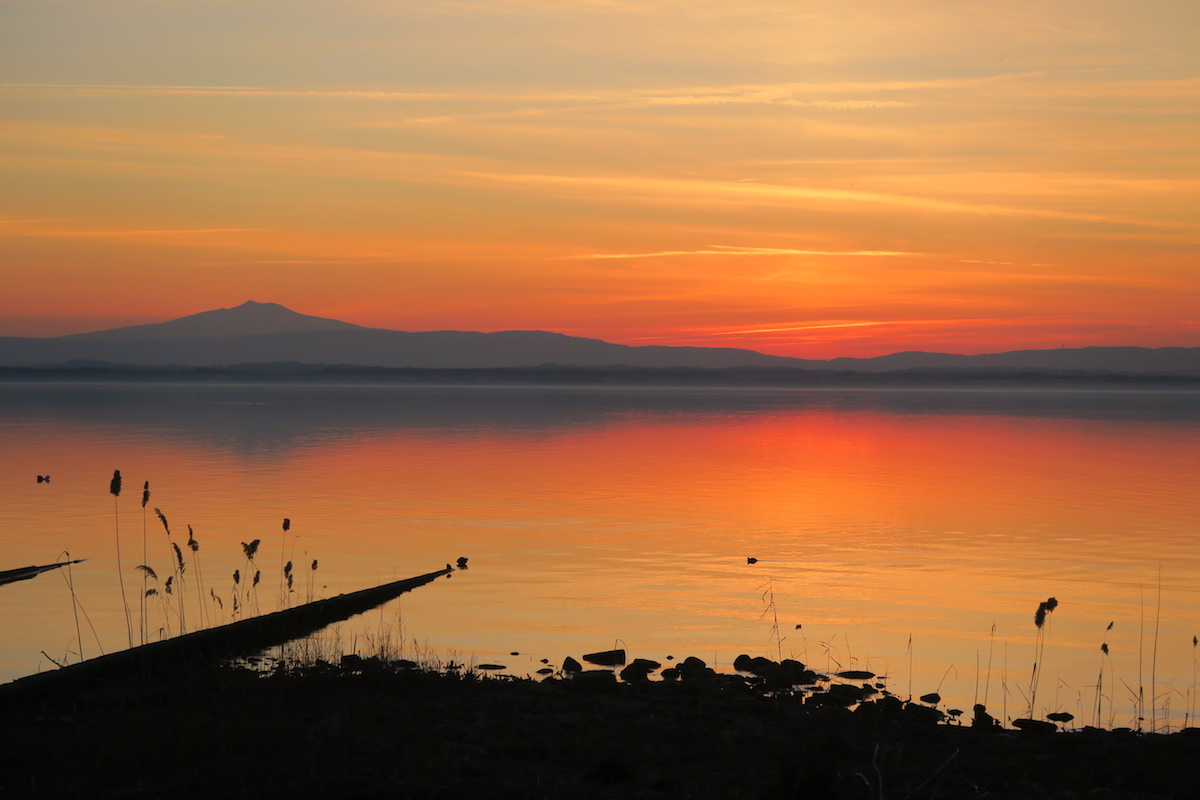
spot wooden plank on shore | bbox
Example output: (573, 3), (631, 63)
(0, 565), (451, 697)
(0, 560), (85, 587)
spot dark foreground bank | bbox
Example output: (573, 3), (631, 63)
(3, 658), (1199, 800)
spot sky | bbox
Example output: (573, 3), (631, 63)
(1, 0), (1197, 357)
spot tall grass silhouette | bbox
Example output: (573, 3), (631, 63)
(135, 564), (165, 638)
(140, 481), (150, 645)
(187, 525), (208, 629)
(241, 539), (261, 614)
(1028, 596), (1057, 717)
(110, 470), (133, 649)
(155, 508), (186, 635)
(279, 517), (291, 609)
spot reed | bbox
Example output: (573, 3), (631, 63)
(284, 560), (294, 604)
(241, 539), (261, 614)
(110, 470), (133, 649)
(983, 621), (996, 708)
(59, 550), (84, 662)
(1028, 597), (1057, 718)
(308, 558), (319, 603)
(155, 507), (186, 635)
(1151, 566), (1162, 732)
(231, 569), (242, 619)
(1094, 622), (1113, 728)
(141, 481), (149, 645)
(1138, 584), (1145, 730)
(187, 525), (208, 630)
(906, 633), (913, 702)
(1190, 635), (1198, 728)
(279, 518), (290, 610)
(136, 564), (167, 637)
(757, 578), (784, 663)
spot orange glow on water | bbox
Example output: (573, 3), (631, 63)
(3, 384), (1198, 727)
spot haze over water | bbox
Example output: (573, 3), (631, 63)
(3, 382), (1198, 729)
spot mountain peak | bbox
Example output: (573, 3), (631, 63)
(65, 301), (363, 342)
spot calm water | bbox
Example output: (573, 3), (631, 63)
(2, 382), (1198, 728)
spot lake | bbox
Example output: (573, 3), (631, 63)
(2, 381), (1198, 730)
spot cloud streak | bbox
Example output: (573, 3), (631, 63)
(570, 246), (924, 259)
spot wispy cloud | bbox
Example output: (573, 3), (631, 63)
(719, 321), (887, 335)
(1, 227), (260, 239)
(468, 170), (1179, 227)
(569, 245), (924, 259)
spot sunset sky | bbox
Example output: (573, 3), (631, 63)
(2, 1), (1197, 357)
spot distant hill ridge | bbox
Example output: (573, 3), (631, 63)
(1, 300), (1197, 375)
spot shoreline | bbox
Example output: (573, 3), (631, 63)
(3, 655), (1199, 798)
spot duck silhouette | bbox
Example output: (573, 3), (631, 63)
(746, 557), (758, 564)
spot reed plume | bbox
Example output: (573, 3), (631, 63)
(279, 517), (290, 610)
(240, 539), (261, 613)
(110, 469), (133, 649)
(187, 525), (209, 629)
(1094, 622), (1113, 728)
(1029, 596), (1058, 718)
(231, 569), (241, 619)
(155, 507), (186, 635)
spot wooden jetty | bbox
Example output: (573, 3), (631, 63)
(0, 560), (85, 587)
(0, 565), (451, 698)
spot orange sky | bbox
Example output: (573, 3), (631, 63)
(1, 1), (1198, 357)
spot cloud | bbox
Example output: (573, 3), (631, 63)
(570, 246), (924, 259)
(467, 170), (1179, 228)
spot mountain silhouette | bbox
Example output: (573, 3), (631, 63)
(62, 301), (362, 341)
(0, 301), (1197, 375)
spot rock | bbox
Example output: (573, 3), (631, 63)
(919, 692), (941, 705)
(619, 659), (660, 683)
(904, 702), (945, 725)
(678, 656), (708, 676)
(1046, 712), (1074, 724)
(835, 670), (875, 680)
(733, 654), (754, 671)
(826, 683), (873, 704)
(476, 664), (506, 671)
(562, 656), (583, 674)
(571, 670), (617, 693)
(745, 656), (780, 677)
(582, 648), (626, 667)
(660, 668), (679, 681)
(1013, 718), (1057, 735)
(972, 704), (998, 730)
(874, 694), (904, 717)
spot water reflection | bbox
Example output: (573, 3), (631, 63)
(2, 381), (1198, 457)
(1, 381), (1198, 731)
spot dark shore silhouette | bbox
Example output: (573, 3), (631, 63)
(3, 648), (1198, 799)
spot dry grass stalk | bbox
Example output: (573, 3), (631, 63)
(140, 480), (149, 645)
(154, 507), (187, 635)
(187, 525), (209, 629)
(110, 469), (133, 649)
(279, 517), (291, 610)
(1028, 596), (1058, 718)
